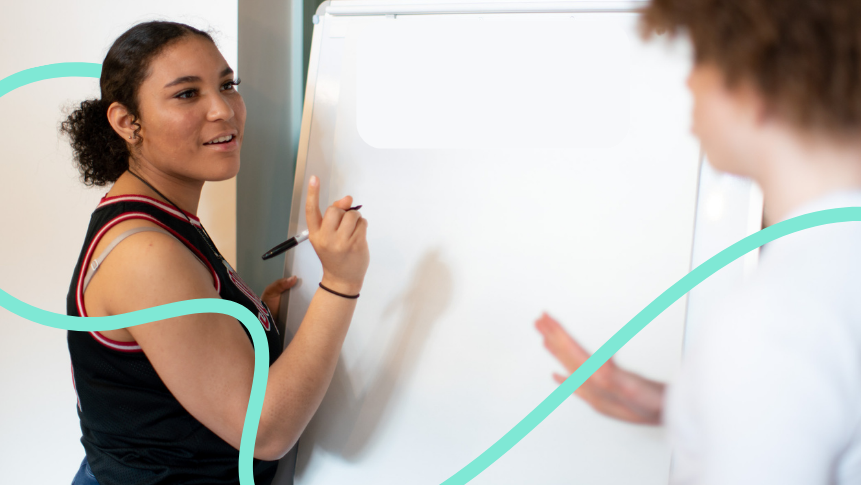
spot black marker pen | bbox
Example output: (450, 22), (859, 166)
(261, 205), (362, 260)
(261, 230), (309, 260)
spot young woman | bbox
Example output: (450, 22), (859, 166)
(62, 21), (369, 485)
(536, 0), (861, 483)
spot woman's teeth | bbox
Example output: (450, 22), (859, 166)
(205, 135), (234, 145)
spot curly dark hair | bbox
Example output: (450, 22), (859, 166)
(640, 0), (861, 135)
(60, 21), (214, 186)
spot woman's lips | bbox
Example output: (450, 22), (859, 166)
(203, 135), (238, 151)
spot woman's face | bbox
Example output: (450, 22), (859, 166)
(133, 35), (245, 182)
(686, 62), (761, 178)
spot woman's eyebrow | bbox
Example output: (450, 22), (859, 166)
(163, 67), (234, 89)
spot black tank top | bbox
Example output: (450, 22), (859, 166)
(67, 194), (295, 485)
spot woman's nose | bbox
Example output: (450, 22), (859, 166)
(207, 92), (235, 121)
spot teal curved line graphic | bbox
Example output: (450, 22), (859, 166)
(441, 207), (861, 485)
(0, 293), (269, 484)
(0, 63), (269, 484)
(2, 212), (857, 485)
(3, 64), (860, 484)
(0, 62), (102, 98)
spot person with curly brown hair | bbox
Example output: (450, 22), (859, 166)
(536, 1), (861, 483)
(62, 21), (369, 485)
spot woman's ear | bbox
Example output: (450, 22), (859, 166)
(106, 101), (140, 143)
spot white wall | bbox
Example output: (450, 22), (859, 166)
(0, 3), (237, 482)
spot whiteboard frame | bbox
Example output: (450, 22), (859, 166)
(282, 2), (764, 324)
(282, 0), (327, 300)
(326, 0), (647, 16)
(281, 1), (765, 480)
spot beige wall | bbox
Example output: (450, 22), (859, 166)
(201, 180), (238, 268)
(0, 3), (237, 482)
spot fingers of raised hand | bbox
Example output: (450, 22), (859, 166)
(350, 217), (369, 244)
(535, 317), (593, 373)
(535, 313), (569, 347)
(305, 176), (323, 232)
(535, 312), (563, 333)
(337, 210), (362, 239)
(333, 195), (353, 211)
(321, 205), (347, 234)
(553, 372), (591, 401)
(537, 314), (589, 354)
(544, 340), (583, 373)
(315, 206), (368, 257)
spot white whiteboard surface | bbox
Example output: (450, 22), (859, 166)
(278, 3), (762, 484)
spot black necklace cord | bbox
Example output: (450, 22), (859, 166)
(126, 169), (224, 262)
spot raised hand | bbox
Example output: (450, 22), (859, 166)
(305, 175), (370, 295)
(535, 312), (665, 425)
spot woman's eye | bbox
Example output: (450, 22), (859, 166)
(222, 78), (241, 91)
(176, 89), (196, 99)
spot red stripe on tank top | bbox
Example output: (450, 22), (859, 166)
(98, 194), (202, 225)
(76, 212), (222, 352)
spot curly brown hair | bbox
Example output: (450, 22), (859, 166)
(640, 0), (861, 135)
(60, 21), (214, 186)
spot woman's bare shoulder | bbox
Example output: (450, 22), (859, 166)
(83, 217), (217, 318)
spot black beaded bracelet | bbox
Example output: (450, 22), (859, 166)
(319, 282), (360, 299)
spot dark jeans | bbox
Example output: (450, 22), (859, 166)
(71, 457), (100, 485)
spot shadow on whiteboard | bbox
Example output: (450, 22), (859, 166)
(295, 249), (454, 475)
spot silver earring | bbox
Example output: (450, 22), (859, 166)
(129, 133), (134, 139)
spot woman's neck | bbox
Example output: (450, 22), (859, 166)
(755, 128), (861, 225)
(110, 165), (204, 216)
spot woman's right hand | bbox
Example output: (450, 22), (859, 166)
(535, 312), (666, 425)
(305, 175), (370, 295)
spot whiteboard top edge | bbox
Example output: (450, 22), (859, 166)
(325, 1), (646, 16)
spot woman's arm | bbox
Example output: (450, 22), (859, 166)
(88, 176), (368, 460)
(252, 175), (369, 458)
(535, 313), (665, 425)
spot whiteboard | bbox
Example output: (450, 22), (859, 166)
(277, 2), (762, 484)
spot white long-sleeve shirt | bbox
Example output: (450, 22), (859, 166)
(666, 190), (861, 485)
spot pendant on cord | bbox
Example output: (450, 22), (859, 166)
(222, 259), (277, 334)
